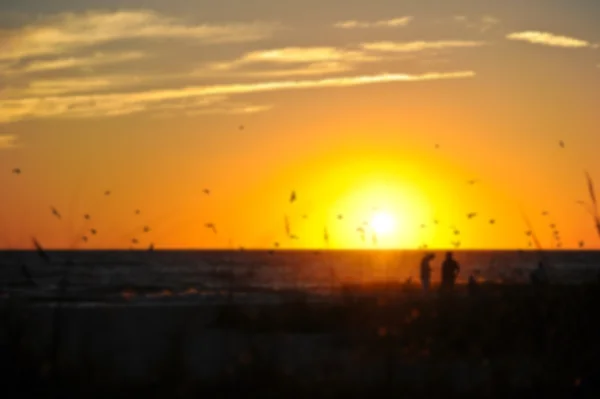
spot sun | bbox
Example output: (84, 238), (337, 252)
(370, 210), (396, 236)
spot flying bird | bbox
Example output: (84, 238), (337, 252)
(550, 224), (556, 229)
(239, 125), (244, 130)
(489, 219), (495, 224)
(51, 207), (61, 219)
(302, 214), (308, 219)
(203, 188), (210, 195)
(12, 168), (21, 174)
(451, 240), (461, 248)
(290, 234), (299, 240)
(525, 230), (532, 236)
(435, 144), (440, 149)
(337, 214), (343, 220)
(131, 238), (139, 244)
(579, 240), (585, 248)
(467, 179), (479, 185)
(143, 226), (150, 233)
(135, 209), (141, 215)
(289, 190), (296, 203)
(104, 190), (111, 196)
(274, 242), (280, 248)
(90, 229), (97, 235)
(356, 226), (366, 243)
(559, 140), (565, 148)
(467, 212), (477, 219)
(82, 236), (88, 242)
(284, 215), (291, 237)
(205, 223), (217, 234)
(84, 214), (90, 220)
(541, 211), (549, 216)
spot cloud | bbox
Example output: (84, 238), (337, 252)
(361, 40), (485, 53)
(452, 15), (500, 32)
(3, 51), (145, 75)
(0, 71), (475, 123)
(506, 31), (590, 48)
(0, 10), (279, 62)
(13, 75), (147, 97)
(0, 134), (19, 149)
(203, 46), (379, 76)
(334, 16), (413, 29)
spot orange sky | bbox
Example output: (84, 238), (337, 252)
(1, 0), (600, 249)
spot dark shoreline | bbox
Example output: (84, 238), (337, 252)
(2, 283), (600, 398)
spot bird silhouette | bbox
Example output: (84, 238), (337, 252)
(467, 212), (477, 219)
(542, 211), (549, 216)
(550, 224), (556, 229)
(90, 229), (97, 235)
(435, 144), (440, 149)
(467, 179), (479, 185)
(143, 226), (150, 233)
(274, 242), (280, 248)
(451, 240), (461, 248)
(525, 230), (532, 236)
(289, 190), (296, 203)
(290, 234), (299, 240)
(239, 125), (244, 130)
(453, 229), (460, 235)
(12, 168), (21, 174)
(337, 214), (343, 220)
(284, 215), (291, 237)
(131, 238), (139, 244)
(302, 214), (308, 219)
(559, 140), (565, 148)
(489, 219), (495, 224)
(84, 214), (90, 220)
(579, 240), (585, 248)
(82, 235), (88, 242)
(205, 223), (217, 234)
(51, 207), (61, 219)
(433, 219), (439, 225)
(104, 190), (111, 196)
(203, 188), (210, 195)
(135, 209), (141, 215)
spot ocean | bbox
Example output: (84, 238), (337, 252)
(1, 249), (599, 305)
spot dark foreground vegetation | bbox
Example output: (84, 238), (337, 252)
(2, 282), (600, 398)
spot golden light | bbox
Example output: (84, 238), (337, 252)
(370, 210), (396, 236)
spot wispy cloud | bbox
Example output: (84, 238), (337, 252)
(334, 16), (413, 29)
(0, 71), (475, 123)
(13, 75), (147, 97)
(361, 40), (485, 53)
(452, 15), (500, 32)
(0, 134), (19, 149)
(203, 46), (379, 77)
(3, 51), (145, 75)
(0, 10), (279, 62)
(506, 31), (590, 48)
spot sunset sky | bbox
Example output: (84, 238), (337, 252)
(1, 0), (600, 250)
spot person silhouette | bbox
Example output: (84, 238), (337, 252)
(420, 253), (435, 293)
(441, 251), (460, 292)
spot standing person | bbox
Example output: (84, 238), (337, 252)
(441, 252), (460, 292)
(420, 253), (435, 293)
